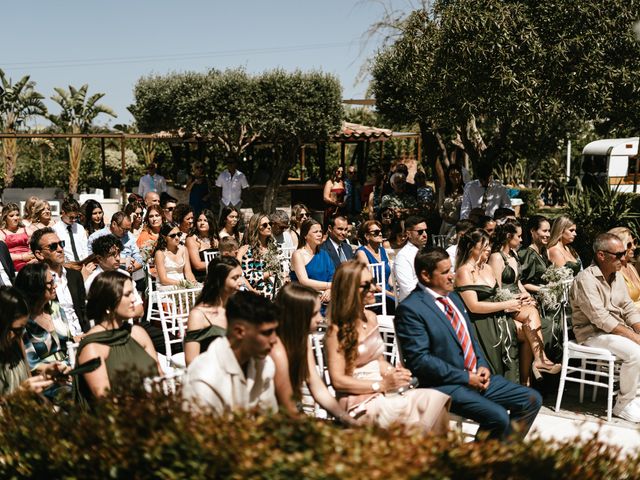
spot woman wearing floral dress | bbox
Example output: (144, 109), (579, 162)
(241, 213), (282, 300)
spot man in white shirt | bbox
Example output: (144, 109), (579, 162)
(270, 210), (296, 250)
(460, 164), (512, 219)
(215, 159), (249, 210)
(138, 162), (167, 198)
(394, 216), (429, 302)
(52, 198), (89, 263)
(182, 291), (278, 414)
(0, 241), (15, 286)
(30, 227), (88, 335)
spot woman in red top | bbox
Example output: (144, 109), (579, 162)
(0, 203), (36, 272)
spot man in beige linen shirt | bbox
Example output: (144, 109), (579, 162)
(183, 291), (279, 413)
(571, 233), (640, 422)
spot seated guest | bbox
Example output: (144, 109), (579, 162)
(240, 212), (282, 300)
(457, 229), (559, 384)
(31, 227), (87, 335)
(320, 216), (353, 269)
(136, 205), (163, 261)
(186, 209), (219, 283)
(608, 227), (640, 308)
(291, 219), (334, 303)
(478, 215), (497, 239)
(0, 203), (36, 272)
(144, 191), (160, 208)
(53, 197), (88, 263)
(184, 257), (243, 366)
(447, 219), (476, 273)
(82, 199), (105, 237)
(270, 210), (296, 250)
(547, 215), (581, 275)
(84, 235), (144, 319)
(325, 261), (450, 434)
(380, 172), (419, 219)
(21, 196), (39, 228)
(88, 212), (144, 276)
(182, 291), (279, 413)
(0, 240), (16, 286)
(355, 220), (395, 310)
(493, 207), (517, 225)
(218, 206), (242, 243)
(290, 204), (310, 247)
(385, 220), (407, 265)
(15, 264), (72, 399)
(571, 233), (640, 422)
(173, 204), (195, 235)
(73, 271), (160, 409)
(270, 283), (355, 423)
(396, 247), (542, 440)
(160, 194), (178, 223)
(153, 223), (196, 290)
(123, 201), (144, 241)
(0, 286), (67, 396)
(519, 216), (552, 295)
(29, 199), (57, 230)
(394, 216), (429, 302)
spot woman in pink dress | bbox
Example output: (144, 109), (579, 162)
(0, 203), (36, 272)
(323, 166), (346, 224)
(325, 260), (450, 434)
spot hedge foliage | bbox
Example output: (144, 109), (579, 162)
(0, 386), (637, 479)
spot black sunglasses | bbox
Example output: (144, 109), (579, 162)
(359, 280), (376, 291)
(168, 232), (183, 239)
(164, 207), (175, 212)
(9, 326), (25, 336)
(260, 222), (271, 229)
(41, 240), (66, 252)
(410, 229), (428, 236)
(368, 229), (382, 236)
(603, 250), (626, 259)
(299, 213), (309, 218)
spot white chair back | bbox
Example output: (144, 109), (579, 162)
(144, 369), (185, 396)
(366, 262), (387, 317)
(203, 250), (220, 267)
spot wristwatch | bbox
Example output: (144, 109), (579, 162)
(371, 382), (381, 392)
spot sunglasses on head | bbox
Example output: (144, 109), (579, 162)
(168, 232), (183, 239)
(603, 250), (626, 259)
(41, 240), (66, 252)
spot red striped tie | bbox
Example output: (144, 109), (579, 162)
(437, 297), (477, 372)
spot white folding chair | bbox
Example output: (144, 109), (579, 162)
(555, 280), (619, 421)
(155, 287), (202, 370)
(145, 267), (161, 324)
(66, 341), (80, 368)
(144, 369), (185, 396)
(307, 331), (332, 419)
(203, 250), (220, 267)
(366, 262), (388, 317)
(377, 315), (399, 366)
(278, 246), (296, 280)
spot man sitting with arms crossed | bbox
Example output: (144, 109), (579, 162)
(182, 291), (278, 413)
(571, 233), (640, 422)
(395, 247), (542, 440)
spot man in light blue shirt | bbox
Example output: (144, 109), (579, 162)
(87, 211), (143, 274)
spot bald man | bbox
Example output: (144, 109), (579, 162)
(144, 192), (160, 207)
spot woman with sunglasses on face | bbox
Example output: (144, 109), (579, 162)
(355, 220), (395, 311)
(82, 199), (105, 237)
(184, 257), (242, 366)
(324, 261), (450, 433)
(186, 209), (219, 283)
(289, 203), (310, 247)
(153, 223), (196, 291)
(241, 213), (281, 300)
(73, 271), (160, 409)
(123, 201), (144, 241)
(219, 205), (242, 244)
(547, 215), (582, 275)
(608, 227), (640, 309)
(0, 203), (37, 272)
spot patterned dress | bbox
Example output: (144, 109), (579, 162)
(241, 245), (281, 300)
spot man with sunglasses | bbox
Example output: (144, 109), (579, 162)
(52, 197), (89, 263)
(30, 227), (88, 334)
(571, 233), (640, 422)
(87, 212), (144, 275)
(394, 216), (429, 302)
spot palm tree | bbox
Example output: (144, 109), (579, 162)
(0, 69), (47, 187)
(48, 84), (116, 193)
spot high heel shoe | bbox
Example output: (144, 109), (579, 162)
(531, 362), (562, 380)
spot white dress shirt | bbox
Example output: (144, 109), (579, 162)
(459, 179), (511, 219)
(51, 268), (83, 337)
(182, 336), (277, 414)
(0, 261), (11, 286)
(215, 170), (249, 206)
(52, 221), (89, 262)
(394, 242), (419, 302)
(138, 173), (167, 197)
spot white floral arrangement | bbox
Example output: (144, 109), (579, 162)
(538, 266), (574, 310)
(492, 287), (516, 302)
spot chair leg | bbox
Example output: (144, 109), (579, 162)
(579, 359), (586, 403)
(555, 353), (569, 413)
(607, 359), (615, 422)
(592, 361), (602, 402)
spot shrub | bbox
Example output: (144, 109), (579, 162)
(0, 386), (637, 479)
(517, 187), (542, 218)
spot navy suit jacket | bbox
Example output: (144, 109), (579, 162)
(320, 239), (354, 269)
(395, 286), (489, 395)
(0, 241), (15, 284)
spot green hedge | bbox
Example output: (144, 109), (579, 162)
(0, 386), (636, 479)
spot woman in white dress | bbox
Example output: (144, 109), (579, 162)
(153, 223), (196, 290)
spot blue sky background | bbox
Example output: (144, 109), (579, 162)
(4, 0), (407, 125)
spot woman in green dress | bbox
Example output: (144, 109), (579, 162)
(184, 257), (243, 366)
(548, 215), (582, 275)
(488, 220), (560, 383)
(73, 271), (159, 409)
(0, 286), (64, 396)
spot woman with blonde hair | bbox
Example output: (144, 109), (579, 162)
(608, 227), (640, 308)
(240, 212), (281, 300)
(324, 260), (450, 434)
(30, 200), (56, 230)
(0, 203), (36, 272)
(547, 215), (581, 275)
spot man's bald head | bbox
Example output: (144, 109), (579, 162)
(145, 192), (160, 207)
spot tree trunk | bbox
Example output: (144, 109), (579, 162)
(263, 142), (298, 213)
(68, 135), (85, 194)
(2, 137), (18, 188)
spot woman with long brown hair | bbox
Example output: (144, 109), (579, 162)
(324, 260), (450, 433)
(240, 212), (281, 300)
(270, 283), (354, 423)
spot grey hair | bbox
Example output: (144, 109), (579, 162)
(270, 209), (290, 224)
(390, 172), (406, 186)
(593, 233), (621, 254)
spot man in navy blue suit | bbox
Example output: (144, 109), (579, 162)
(320, 215), (353, 269)
(395, 246), (541, 440)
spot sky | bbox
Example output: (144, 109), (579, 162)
(4, 0), (408, 125)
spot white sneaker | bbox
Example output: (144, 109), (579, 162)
(613, 402), (640, 423)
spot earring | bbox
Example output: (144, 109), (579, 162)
(105, 309), (111, 315)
